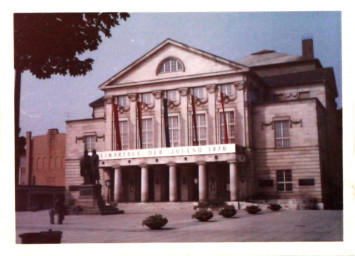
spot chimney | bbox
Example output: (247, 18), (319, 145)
(302, 39), (314, 59)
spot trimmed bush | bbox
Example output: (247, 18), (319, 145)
(268, 203), (282, 211)
(245, 205), (261, 214)
(142, 214), (168, 230)
(218, 205), (237, 218)
(192, 209), (213, 221)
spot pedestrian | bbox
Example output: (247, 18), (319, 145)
(49, 207), (55, 224)
(54, 198), (66, 224)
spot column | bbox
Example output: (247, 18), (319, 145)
(127, 93), (138, 149)
(113, 166), (122, 202)
(152, 90), (163, 147)
(178, 87), (189, 146)
(141, 164), (149, 202)
(168, 163), (177, 202)
(229, 160), (238, 201)
(197, 161), (207, 201)
(206, 84), (217, 144)
(104, 96), (113, 150)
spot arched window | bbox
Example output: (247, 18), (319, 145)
(157, 58), (184, 74)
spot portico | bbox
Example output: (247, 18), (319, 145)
(99, 144), (244, 203)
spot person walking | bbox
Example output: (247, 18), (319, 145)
(54, 198), (66, 224)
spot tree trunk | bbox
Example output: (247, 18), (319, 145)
(15, 69), (22, 187)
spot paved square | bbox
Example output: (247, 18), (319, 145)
(16, 204), (342, 243)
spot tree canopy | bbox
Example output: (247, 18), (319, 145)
(14, 12), (130, 78)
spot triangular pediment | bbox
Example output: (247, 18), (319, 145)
(99, 39), (249, 89)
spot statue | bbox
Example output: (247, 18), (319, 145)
(91, 149), (100, 184)
(80, 150), (93, 184)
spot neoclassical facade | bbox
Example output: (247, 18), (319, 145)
(65, 39), (341, 209)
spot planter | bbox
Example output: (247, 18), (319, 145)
(245, 205), (261, 214)
(142, 214), (168, 230)
(19, 229), (62, 244)
(192, 209), (213, 222)
(268, 203), (282, 211)
(219, 205), (237, 218)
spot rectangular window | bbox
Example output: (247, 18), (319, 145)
(192, 113), (207, 145)
(220, 111), (235, 143)
(274, 120), (290, 148)
(220, 84), (233, 96)
(168, 116), (180, 147)
(84, 136), (96, 152)
(276, 170), (293, 191)
(142, 93), (152, 104)
(113, 120), (129, 150)
(299, 178), (315, 186)
(117, 95), (127, 107)
(142, 118), (153, 149)
(193, 87), (204, 99)
(167, 90), (177, 102)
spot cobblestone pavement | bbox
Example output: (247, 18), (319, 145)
(15, 205), (342, 243)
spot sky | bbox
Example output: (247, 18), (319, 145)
(19, 12), (342, 137)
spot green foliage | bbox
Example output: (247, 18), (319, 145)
(192, 209), (213, 221)
(245, 205), (261, 214)
(14, 13), (130, 78)
(268, 203), (282, 211)
(218, 205), (237, 217)
(142, 214), (168, 229)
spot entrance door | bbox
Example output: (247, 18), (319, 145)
(122, 167), (141, 202)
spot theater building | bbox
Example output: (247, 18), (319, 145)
(65, 39), (341, 209)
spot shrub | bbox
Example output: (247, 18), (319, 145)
(245, 205), (261, 214)
(142, 214), (168, 230)
(268, 203), (282, 211)
(218, 205), (237, 218)
(192, 209), (213, 222)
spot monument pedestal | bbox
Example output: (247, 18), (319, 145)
(75, 184), (124, 215)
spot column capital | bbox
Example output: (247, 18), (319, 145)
(127, 93), (138, 102)
(205, 84), (217, 94)
(167, 162), (176, 167)
(178, 87), (189, 97)
(104, 95), (113, 104)
(140, 163), (148, 168)
(196, 161), (206, 166)
(152, 90), (163, 99)
(112, 165), (121, 170)
(227, 159), (237, 164)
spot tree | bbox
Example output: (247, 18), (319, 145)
(14, 13), (129, 186)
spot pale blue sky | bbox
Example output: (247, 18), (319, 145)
(19, 12), (342, 136)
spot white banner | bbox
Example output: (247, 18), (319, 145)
(98, 144), (235, 160)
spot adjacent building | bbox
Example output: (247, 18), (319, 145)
(16, 129), (66, 211)
(65, 39), (342, 209)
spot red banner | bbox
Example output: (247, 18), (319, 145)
(137, 101), (143, 149)
(112, 102), (122, 150)
(191, 95), (199, 146)
(220, 92), (229, 144)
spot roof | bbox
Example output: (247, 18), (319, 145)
(89, 96), (105, 108)
(263, 68), (336, 93)
(237, 50), (307, 67)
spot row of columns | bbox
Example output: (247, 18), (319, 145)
(112, 160), (238, 203)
